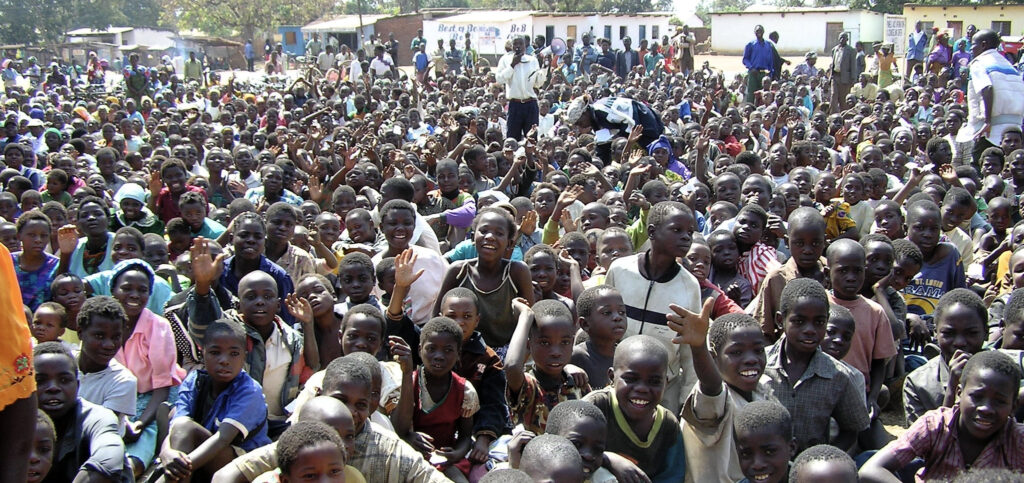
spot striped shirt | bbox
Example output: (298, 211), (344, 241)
(738, 241), (780, 294)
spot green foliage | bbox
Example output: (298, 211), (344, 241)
(161, 0), (340, 40)
(695, 0), (754, 26)
(0, 0), (152, 45)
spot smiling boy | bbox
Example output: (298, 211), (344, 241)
(584, 335), (686, 483)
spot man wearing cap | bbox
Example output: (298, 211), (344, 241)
(793, 52), (820, 78)
(829, 32), (856, 113)
(495, 35), (545, 141)
(742, 25), (774, 103)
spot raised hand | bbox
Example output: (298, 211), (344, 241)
(387, 335), (414, 373)
(666, 298), (716, 347)
(559, 208), (577, 232)
(938, 163), (958, 185)
(394, 248), (425, 288)
(189, 237), (226, 288)
(148, 170), (163, 195)
(57, 225), (79, 255)
(285, 293), (314, 325)
(519, 210), (538, 236)
(628, 191), (651, 211)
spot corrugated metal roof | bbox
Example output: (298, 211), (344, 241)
(302, 15), (390, 33)
(436, 10), (535, 23)
(67, 27), (134, 36)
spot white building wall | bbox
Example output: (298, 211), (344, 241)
(531, 15), (673, 51)
(710, 11), (882, 55)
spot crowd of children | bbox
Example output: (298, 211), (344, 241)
(2, 25), (1024, 483)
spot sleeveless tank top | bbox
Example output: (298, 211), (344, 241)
(457, 260), (518, 348)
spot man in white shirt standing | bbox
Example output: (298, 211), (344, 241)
(495, 35), (546, 141)
(369, 45), (394, 79)
(957, 29), (1024, 163)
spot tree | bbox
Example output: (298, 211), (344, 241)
(695, 0), (754, 26)
(160, 0), (341, 41)
(0, 0), (135, 45)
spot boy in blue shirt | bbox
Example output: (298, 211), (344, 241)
(160, 319), (271, 481)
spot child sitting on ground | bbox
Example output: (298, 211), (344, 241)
(605, 201), (702, 414)
(733, 204), (781, 293)
(733, 400), (797, 483)
(790, 444), (859, 483)
(872, 200), (905, 241)
(707, 230), (753, 309)
(860, 350), (1024, 481)
(992, 287), (1024, 350)
(335, 252), (386, 317)
(506, 299), (588, 434)
(903, 289), (989, 424)
(31, 302), (75, 352)
(762, 278), (870, 453)
(903, 199), (967, 318)
(266, 421), (349, 483)
(407, 317), (479, 482)
(750, 207), (828, 341)
(187, 240), (315, 430)
(826, 238), (898, 449)
(571, 285), (628, 389)
(294, 274), (346, 366)
(586, 227), (634, 287)
(519, 434), (586, 483)
(675, 309), (773, 483)
(74, 296), (137, 425)
(524, 244), (576, 317)
(159, 319), (271, 482)
(28, 409), (57, 483)
(683, 236), (744, 320)
(49, 273), (85, 344)
(583, 335), (686, 483)
(33, 342), (130, 482)
(431, 285), (509, 466)
(178, 191), (226, 240)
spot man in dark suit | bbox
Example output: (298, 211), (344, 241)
(614, 36), (640, 79)
(830, 32), (857, 113)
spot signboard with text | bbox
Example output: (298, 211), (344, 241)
(884, 14), (906, 57)
(422, 18), (533, 56)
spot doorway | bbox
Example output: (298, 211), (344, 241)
(825, 22), (844, 53)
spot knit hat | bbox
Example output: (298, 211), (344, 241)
(115, 182), (147, 205)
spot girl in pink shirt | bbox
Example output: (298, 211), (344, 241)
(111, 259), (185, 477)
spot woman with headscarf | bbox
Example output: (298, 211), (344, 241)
(108, 258), (185, 477)
(926, 32), (952, 75)
(648, 135), (691, 180)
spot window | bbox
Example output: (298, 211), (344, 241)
(652, 25), (660, 40)
(620, 26), (627, 40)
(604, 25), (612, 40)
(992, 21), (1011, 36)
(639, 25), (646, 41)
(285, 31), (297, 45)
(545, 25), (555, 44)
(567, 25), (577, 40)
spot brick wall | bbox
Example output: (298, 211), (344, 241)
(375, 14), (424, 66)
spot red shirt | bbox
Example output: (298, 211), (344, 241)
(155, 185), (207, 223)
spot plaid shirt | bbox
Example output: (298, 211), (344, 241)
(888, 406), (1024, 481)
(762, 338), (870, 452)
(351, 422), (450, 483)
